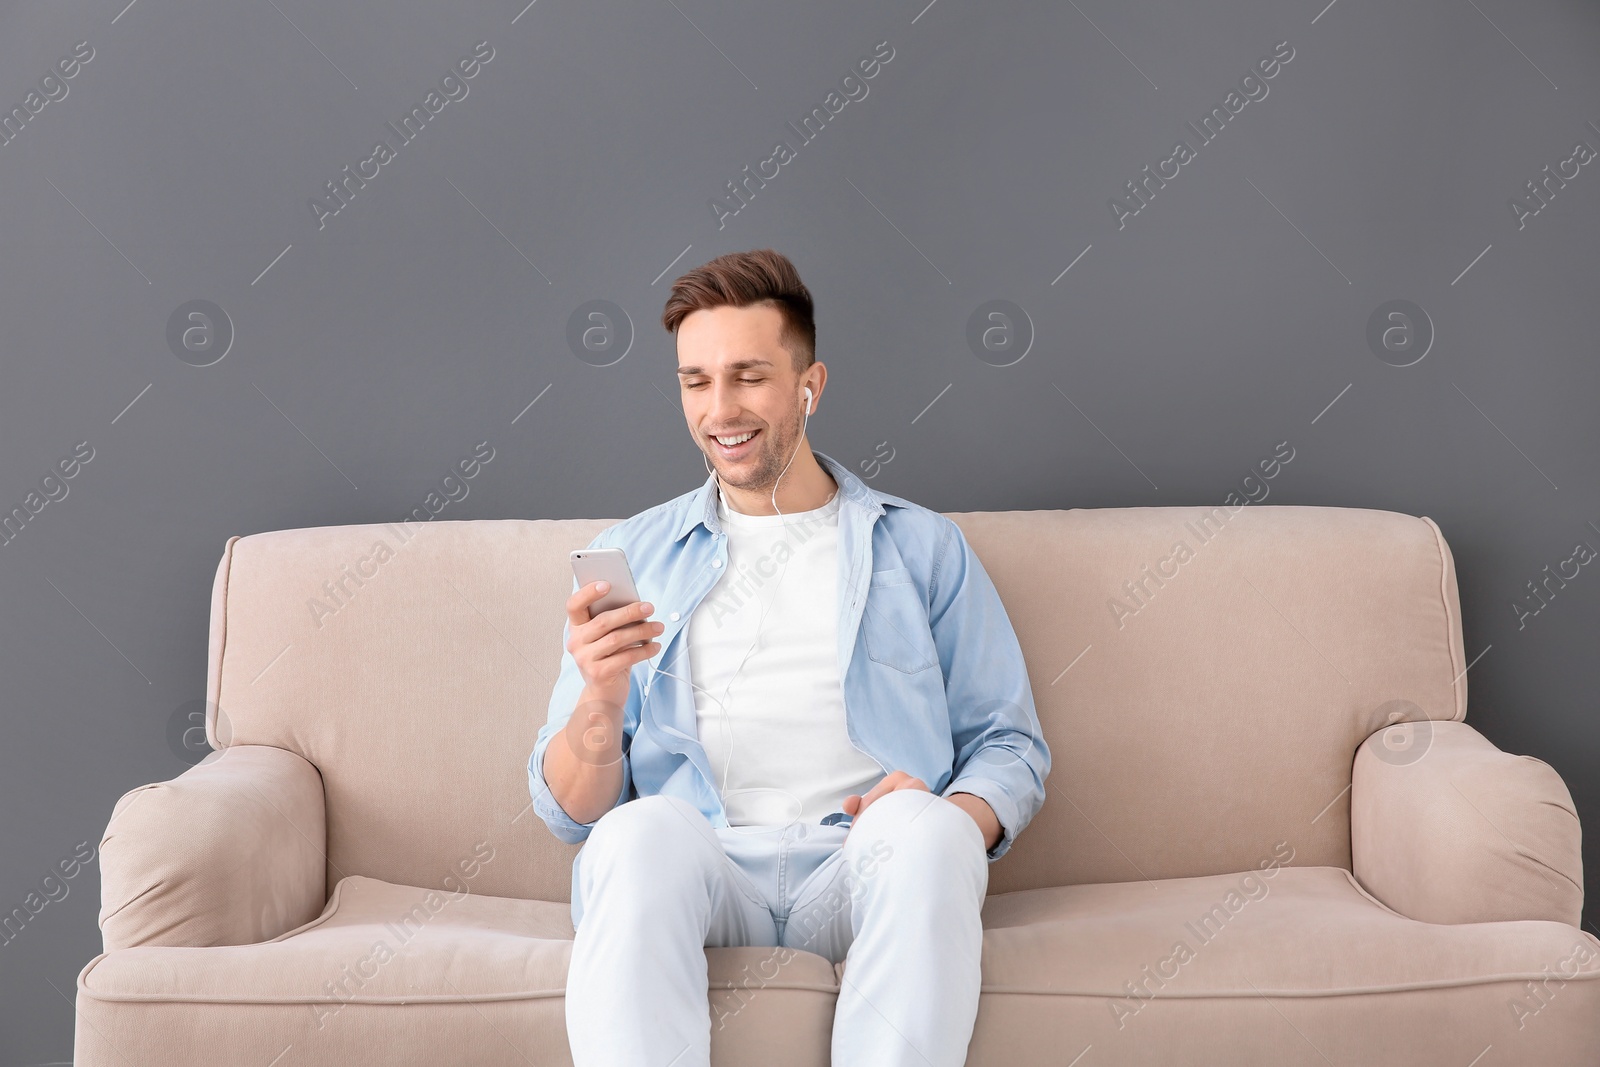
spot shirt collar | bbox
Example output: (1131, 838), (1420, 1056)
(671, 448), (887, 544)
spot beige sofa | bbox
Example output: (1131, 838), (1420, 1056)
(76, 505), (1597, 1065)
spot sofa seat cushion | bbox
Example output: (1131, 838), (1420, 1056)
(81, 874), (578, 1005)
(77, 868), (1600, 1066)
(77, 874), (841, 1067)
(958, 864), (1600, 1065)
(81, 873), (840, 1003)
(978, 864), (1600, 996)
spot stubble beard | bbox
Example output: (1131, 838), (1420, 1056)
(706, 408), (804, 498)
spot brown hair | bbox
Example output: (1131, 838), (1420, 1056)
(661, 248), (816, 372)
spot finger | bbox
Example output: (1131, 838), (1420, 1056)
(591, 598), (655, 636)
(857, 773), (933, 819)
(856, 773), (901, 813)
(569, 597), (655, 650)
(564, 581), (613, 630)
(601, 641), (661, 680)
(596, 619), (664, 658)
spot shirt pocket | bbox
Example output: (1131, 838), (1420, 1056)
(863, 567), (939, 674)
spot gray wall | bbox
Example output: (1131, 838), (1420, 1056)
(3, 0), (1599, 1059)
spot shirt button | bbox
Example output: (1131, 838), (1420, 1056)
(669, 611), (680, 621)
(712, 560), (722, 568)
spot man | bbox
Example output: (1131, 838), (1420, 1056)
(529, 248), (1050, 1066)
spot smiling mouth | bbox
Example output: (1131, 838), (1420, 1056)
(710, 427), (761, 457)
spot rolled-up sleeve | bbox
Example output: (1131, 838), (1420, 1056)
(928, 517), (1051, 862)
(527, 528), (637, 844)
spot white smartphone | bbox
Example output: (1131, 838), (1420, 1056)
(570, 547), (643, 620)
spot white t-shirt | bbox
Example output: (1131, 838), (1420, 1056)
(688, 481), (885, 826)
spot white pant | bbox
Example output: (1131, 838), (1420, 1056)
(566, 788), (990, 1066)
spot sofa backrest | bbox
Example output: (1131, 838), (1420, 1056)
(203, 504), (1465, 902)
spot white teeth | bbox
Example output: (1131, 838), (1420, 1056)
(715, 430), (756, 446)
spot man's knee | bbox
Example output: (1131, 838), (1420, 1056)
(846, 790), (977, 865)
(585, 794), (717, 867)
(851, 787), (945, 833)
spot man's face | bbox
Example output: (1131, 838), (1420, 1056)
(676, 303), (808, 495)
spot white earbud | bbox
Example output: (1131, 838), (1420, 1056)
(803, 386), (813, 415)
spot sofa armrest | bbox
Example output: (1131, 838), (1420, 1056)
(98, 744), (327, 951)
(1351, 719), (1583, 926)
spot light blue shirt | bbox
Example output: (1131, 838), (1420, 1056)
(528, 449), (1051, 862)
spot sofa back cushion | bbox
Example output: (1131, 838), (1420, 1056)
(204, 505), (1465, 902)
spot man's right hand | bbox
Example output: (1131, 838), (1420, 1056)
(565, 581), (663, 708)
